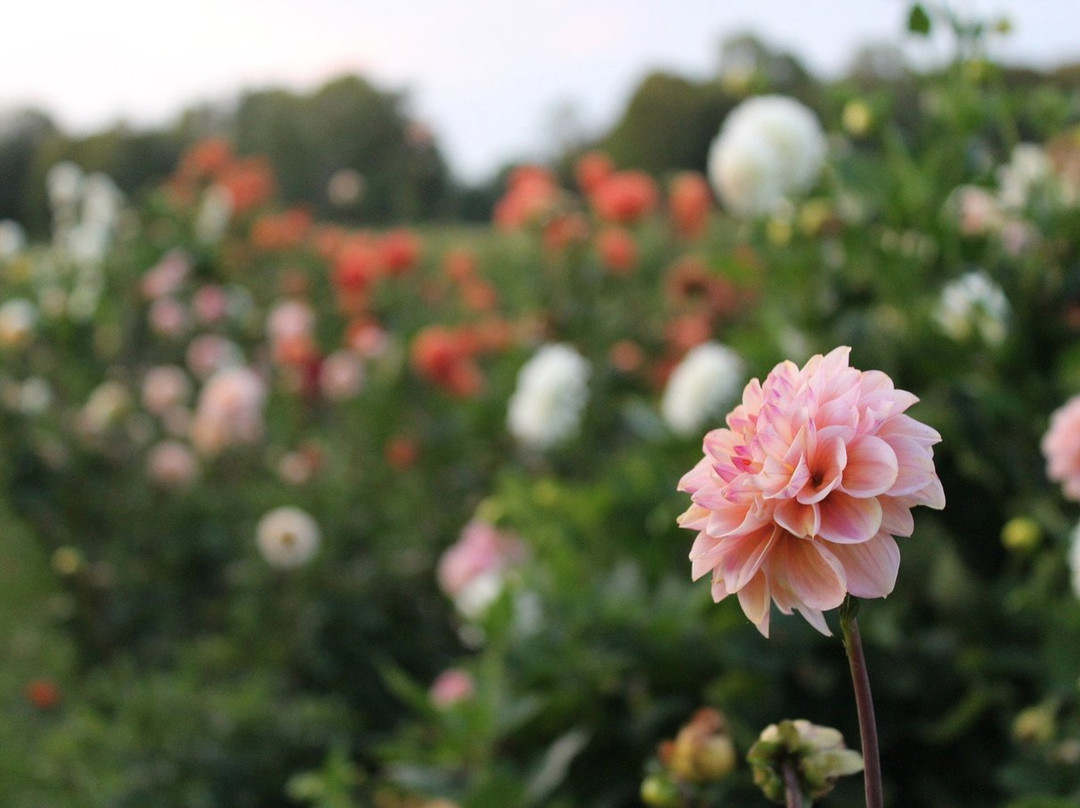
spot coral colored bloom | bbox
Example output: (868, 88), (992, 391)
(677, 347), (944, 636)
(589, 170), (659, 224)
(1042, 394), (1080, 502)
(668, 172), (713, 239)
(574, 150), (614, 195)
(597, 226), (638, 274)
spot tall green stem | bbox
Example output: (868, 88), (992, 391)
(840, 597), (883, 808)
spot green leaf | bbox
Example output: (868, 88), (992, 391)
(908, 3), (932, 35)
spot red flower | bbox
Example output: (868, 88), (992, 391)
(380, 228), (422, 275)
(597, 226), (638, 275)
(668, 172), (713, 240)
(574, 150), (614, 195)
(25, 679), (61, 710)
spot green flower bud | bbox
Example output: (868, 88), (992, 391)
(748, 719), (863, 804)
(1001, 517), (1040, 553)
(640, 773), (681, 808)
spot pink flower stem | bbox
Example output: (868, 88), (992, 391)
(841, 596), (883, 808)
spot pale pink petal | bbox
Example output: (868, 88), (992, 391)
(796, 427), (847, 504)
(840, 434), (898, 498)
(710, 574), (731, 603)
(884, 436), (938, 495)
(719, 525), (780, 590)
(877, 412), (941, 445)
(766, 536), (847, 611)
(689, 532), (724, 580)
(817, 491), (882, 543)
(797, 607), (833, 636)
(910, 475), (946, 510)
(827, 532), (900, 598)
(677, 503), (712, 531)
(736, 571), (772, 637)
(774, 498), (820, 539)
(879, 496), (915, 537)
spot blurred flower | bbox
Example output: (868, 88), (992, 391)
(380, 229), (422, 274)
(327, 168), (365, 207)
(574, 150), (614, 195)
(192, 284), (229, 325)
(186, 334), (244, 380)
(267, 299), (317, 365)
(194, 185), (233, 244)
(385, 435), (418, 470)
(507, 343), (590, 450)
(146, 440), (200, 489)
(429, 668), (475, 708)
(589, 170), (659, 224)
(667, 171), (712, 239)
(707, 95), (827, 216)
(0, 219), (27, 258)
(190, 366), (266, 455)
(0, 298), (38, 349)
(597, 226), (638, 274)
(148, 296), (189, 338)
(438, 519), (527, 619)
(1012, 703), (1057, 745)
(747, 719), (863, 804)
(319, 350), (365, 401)
(79, 380), (131, 436)
(657, 707), (737, 784)
(1042, 395), (1080, 502)
(142, 365), (192, 416)
(842, 99), (873, 137)
(678, 346), (944, 636)
(661, 341), (745, 438)
(46, 161), (84, 210)
(934, 270), (1010, 346)
(140, 250), (191, 300)
(997, 143), (1051, 211)
(24, 679), (61, 710)
(411, 325), (484, 397)
(494, 165), (561, 229)
(251, 208), (312, 252)
(256, 506), (321, 569)
(950, 185), (1003, 237)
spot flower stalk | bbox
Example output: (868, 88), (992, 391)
(840, 596), (883, 808)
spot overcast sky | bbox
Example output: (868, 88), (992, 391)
(2, 1), (1077, 182)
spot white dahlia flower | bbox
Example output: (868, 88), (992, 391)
(707, 95), (827, 216)
(934, 270), (1010, 346)
(507, 343), (590, 449)
(661, 341), (746, 438)
(256, 506), (321, 569)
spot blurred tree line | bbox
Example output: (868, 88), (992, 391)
(2, 35), (1080, 235)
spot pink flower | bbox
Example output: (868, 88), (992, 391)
(437, 520), (526, 619)
(429, 668), (475, 708)
(677, 346), (944, 636)
(1042, 394), (1080, 501)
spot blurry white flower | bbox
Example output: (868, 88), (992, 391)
(195, 185), (233, 244)
(0, 298), (38, 349)
(997, 143), (1051, 211)
(46, 161), (83, 210)
(327, 168), (365, 207)
(934, 271), (1010, 346)
(708, 95), (827, 216)
(17, 377), (52, 415)
(661, 341), (746, 437)
(507, 343), (590, 449)
(80, 172), (122, 229)
(146, 440), (199, 489)
(256, 506), (321, 568)
(951, 185), (1003, 236)
(0, 219), (26, 259)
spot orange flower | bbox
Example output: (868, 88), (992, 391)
(543, 212), (590, 252)
(609, 340), (644, 373)
(493, 165), (560, 229)
(250, 208), (312, 251)
(218, 156), (275, 214)
(410, 326), (484, 397)
(442, 248), (478, 282)
(178, 137), (233, 180)
(589, 170), (659, 224)
(460, 278), (499, 312)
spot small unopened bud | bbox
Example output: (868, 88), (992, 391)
(1001, 517), (1040, 553)
(747, 719), (863, 804)
(640, 773), (681, 808)
(1012, 704), (1056, 745)
(660, 707), (737, 783)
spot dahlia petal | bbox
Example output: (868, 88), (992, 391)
(796, 606), (833, 636)
(885, 436), (938, 496)
(710, 574), (731, 603)
(818, 491), (882, 543)
(736, 572), (772, 637)
(767, 535), (847, 611)
(877, 412), (941, 445)
(879, 496), (915, 537)
(828, 532), (900, 598)
(911, 474), (946, 510)
(689, 532), (724, 580)
(797, 427), (847, 504)
(840, 434), (898, 498)
(719, 525), (780, 590)
(677, 457), (712, 494)
(775, 498), (820, 539)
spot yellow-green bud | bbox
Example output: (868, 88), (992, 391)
(747, 719), (863, 804)
(1001, 517), (1040, 552)
(640, 773), (681, 808)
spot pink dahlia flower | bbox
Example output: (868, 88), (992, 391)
(1042, 394), (1080, 501)
(677, 346), (944, 636)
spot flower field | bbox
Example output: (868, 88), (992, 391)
(4, 15), (1080, 808)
